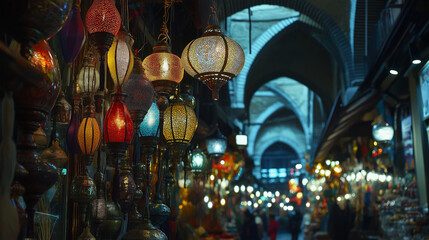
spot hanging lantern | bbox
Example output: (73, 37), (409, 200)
(77, 52), (100, 104)
(182, 25), (245, 100)
(163, 96), (197, 146)
(372, 121), (394, 142)
(107, 28), (134, 89)
(142, 42), (184, 98)
(85, 0), (121, 57)
(123, 56), (154, 129)
(77, 105), (101, 165)
(59, 0), (85, 86)
(189, 147), (211, 178)
(206, 129), (227, 162)
(139, 103), (160, 138)
(104, 90), (134, 150)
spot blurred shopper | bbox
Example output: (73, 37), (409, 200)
(267, 213), (279, 240)
(289, 209), (303, 240)
(240, 210), (261, 240)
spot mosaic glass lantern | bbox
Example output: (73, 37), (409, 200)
(104, 91), (134, 149)
(77, 105), (101, 165)
(139, 103), (160, 137)
(182, 25), (245, 100)
(142, 42), (184, 98)
(85, 0), (121, 57)
(107, 28), (134, 88)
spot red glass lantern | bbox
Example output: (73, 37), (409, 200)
(104, 90), (134, 149)
(85, 0), (121, 57)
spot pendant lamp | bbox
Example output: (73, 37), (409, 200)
(59, 0), (85, 86)
(77, 105), (101, 166)
(107, 27), (134, 89)
(182, 25), (244, 100)
(206, 129), (227, 163)
(142, 0), (184, 100)
(77, 51), (100, 105)
(85, 0), (121, 57)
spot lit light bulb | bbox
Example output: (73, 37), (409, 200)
(306, 202), (310, 208)
(275, 191), (280, 197)
(267, 203), (272, 208)
(316, 195), (320, 200)
(286, 197), (290, 203)
(234, 186), (239, 193)
(208, 201), (213, 209)
(256, 191), (261, 197)
(271, 198), (276, 203)
(204, 196), (209, 203)
(220, 198), (226, 206)
(210, 175), (215, 181)
(302, 178), (308, 185)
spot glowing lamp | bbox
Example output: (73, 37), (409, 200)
(235, 134), (248, 146)
(142, 42), (184, 98)
(107, 28), (134, 88)
(189, 147), (210, 177)
(372, 121), (394, 142)
(163, 96), (197, 145)
(77, 105), (101, 166)
(139, 103), (159, 137)
(77, 53), (100, 104)
(206, 129), (227, 161)
(182, 25), (245, 100)
(85, 0), (121, 57)
(104, 91), (134, 150)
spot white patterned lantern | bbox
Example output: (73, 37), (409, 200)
(181, 25), (245, 100)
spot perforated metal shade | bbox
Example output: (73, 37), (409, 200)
(107, 28), (134, 88)
(182, 25), (245, 100)
(139, 103), (159, 137)
(163, 97), (197, 144)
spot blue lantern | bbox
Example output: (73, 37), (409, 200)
(139, 103), (159, 137)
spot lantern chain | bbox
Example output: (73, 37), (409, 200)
(158, 0), (173, 45)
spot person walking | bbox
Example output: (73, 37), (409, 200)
(240, 210), (261, 240)
(289, 209), (303, 240)
(267, 213), (279, 240)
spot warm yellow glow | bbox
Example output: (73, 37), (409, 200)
(78, 117), (101, 155)
(142, 46), (184, 84)
(374, 141), (378, 146)
(209, 175), (215, 181)
(306, 202), (310, 208)
(250, 193), (255, 199)
(325, 170), (331, 177)
(334, 166), (342, 173)
(114, 117), (125, 130)
(297, 192), (303, 199)
(316, 163), (322, 170)
(107, 29), (134, 87)
(220, 198), (226, 206)
(316, 195), (320, 200)
(258, 199), (262, 204)
(163, 97), (198, 144)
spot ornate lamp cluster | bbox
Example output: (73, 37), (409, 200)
(5, 0), (243, 238)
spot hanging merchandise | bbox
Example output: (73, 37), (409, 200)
(59, 0), (86, 86)
(85, 0), (121, 91)
(142, 0), (184, 100)
(107, 27), (134, 89)
(181, 3), (245, 100)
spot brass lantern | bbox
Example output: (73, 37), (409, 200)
(163, 94), (198, 175)
(77, 52), (100, 105)
(142, 42), (184, 98)
(107, 27), (134, 89)
(182, 25), (245, 100)
(163, 95), (198, 146)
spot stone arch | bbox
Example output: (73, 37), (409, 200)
(220, 0), (354, 87)
(231, 16), (299, 108)
(253, 135), (305, 177)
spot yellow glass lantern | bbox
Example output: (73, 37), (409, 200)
(142, 42), (184, 97)
(78, 105), (101, 165)
(182, 25), (245, 100)
(163, 96), (197, 145)
(107, 28), (134, 88)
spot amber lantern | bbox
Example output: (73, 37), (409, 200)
(142, 43), (184, 99)
(182, 25), (245, 100)
(77, 105), (101, 166)
(163, 94), (198, 174)
(107, 28), (134, 89)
